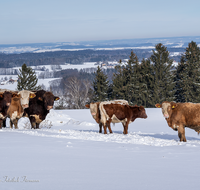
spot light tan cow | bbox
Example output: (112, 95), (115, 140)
(156, 101), (200, 142)
(7, 90), (36, 129)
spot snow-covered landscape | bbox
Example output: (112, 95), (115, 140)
(1, 108), (200, 190)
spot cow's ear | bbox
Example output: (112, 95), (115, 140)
(139, 106), (144, 110)
(85, 104), (90, 108)
(54, 96), (60, 101)
(171, 102), (177, 109)
(38, 97), (43, 101)
(29, 93), (36, 99)
(155, 103), (162, 108)
(12, 93), (19, 98)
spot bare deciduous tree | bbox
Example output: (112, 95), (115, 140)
(64, 76), (91, 109)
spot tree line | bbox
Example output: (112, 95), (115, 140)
(90, 41), (200, 107)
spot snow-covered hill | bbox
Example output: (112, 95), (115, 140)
(0, 108), (200, 190)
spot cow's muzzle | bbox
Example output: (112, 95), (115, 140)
(164, 114), (169, 119)
(47, 106), (53, 110)
(22, 104), (29, 108)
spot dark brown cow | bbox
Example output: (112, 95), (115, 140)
(156, 101), (200, 142)
(100, 103), (147, 134)
(7, 90), (36, 129)
(0, 91), (17, 128)
(85, 100), (129, 134)
(24, 90), (59, 129)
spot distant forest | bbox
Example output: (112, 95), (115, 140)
(0, 48), (184, 68)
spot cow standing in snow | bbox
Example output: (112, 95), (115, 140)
(86, 100), (130, 134)
(7, 90), (36, 129)
(156, 101), (200, 142)
(100, 103), (147, 134)
(0, 90), (18, 128)
(23, 90), (60, 129)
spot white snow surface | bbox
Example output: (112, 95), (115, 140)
(1, 108), (200, 190)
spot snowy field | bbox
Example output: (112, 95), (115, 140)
(0, 77), (60, 91)
(1, 108), (200, 190)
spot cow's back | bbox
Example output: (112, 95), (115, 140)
(170, 103), (200, 131)
(100, 103), (130, 124)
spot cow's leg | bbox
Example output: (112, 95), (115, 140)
(103, 123), (107, 134)
(36, 123), (40, 129)
(122, 122), (125, 134)
(0, 119), (3, 129)
(29, 116), (36, 129)
(3, 119), (6, 128)
(107, 119), (112, 133)
(123, 121), (129, 134)
(178, 125), (186, 142)
(99, 123), (102, 133)
(13, 119), (18, 129)
(10, 119), (13, 129)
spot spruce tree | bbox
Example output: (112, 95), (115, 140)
(92, 66), (109, 102)
(140, 58), (155, 107)
(17, 63), (41, 91)
(124, 51), (138, 104)
(150, 43), (175, 103)
(175, 41), (200, 102)
(112, 59), (127, 100)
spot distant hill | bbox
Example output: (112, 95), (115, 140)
(0, 36), (199, 54)
(0, 36), (199, 68)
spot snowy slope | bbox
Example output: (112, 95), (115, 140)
(0, 108), (200, 190)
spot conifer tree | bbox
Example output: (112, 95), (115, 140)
(150, 43), (175, 103)
(175, 41), (200, 102)
(92, 66), (109, 102)
(112, 59), (127, 100)
(17, 63), (40, 91)
(124, 51), (139, 104)
(140, 58), (155, 107)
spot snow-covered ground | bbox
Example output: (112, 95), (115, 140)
(0, 108), (200, 190)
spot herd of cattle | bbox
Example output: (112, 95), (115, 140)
(86, 100), (200, 142)
(1, 89), (200, 142)
(0, 89), (59, 130)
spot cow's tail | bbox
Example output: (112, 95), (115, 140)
(99, 102), (109, 126)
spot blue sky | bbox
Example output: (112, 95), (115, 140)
(0, 0), (200, 44)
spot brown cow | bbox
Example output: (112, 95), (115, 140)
(155, 101), (200, 142)
(100, 103), (147, 134)
(23, 90), (60, 129)
(0, 91), (18, 128)
(85, 100), (129, 134)
(7, 90), (36, 129)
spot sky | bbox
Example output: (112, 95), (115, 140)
(0, 0), (200, 44)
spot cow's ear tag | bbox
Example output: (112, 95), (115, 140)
(157, 105), (160, 108)
(172, 106), (175, 108)
(38, 97), (43, 101)
(54, 97), (60, 101)
(30, 94), (35, 98)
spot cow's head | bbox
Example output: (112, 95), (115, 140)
(17, 90), (36, 109)
(87, 102), (100, 119)
(38, 92), (59, 110)
(155, 101), (177, 119)
(0, 91), (18, 107)
(137, 106), (148, 119)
